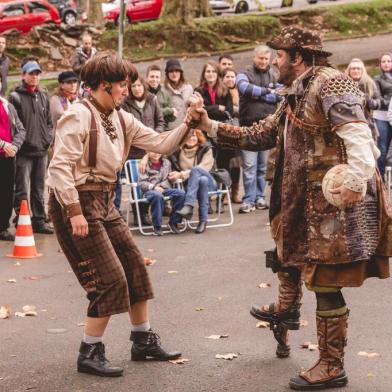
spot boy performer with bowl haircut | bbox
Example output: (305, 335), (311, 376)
(188, 26), (392, 391)
(47, 52), (193, 377)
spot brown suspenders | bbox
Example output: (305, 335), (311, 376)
(80, 100), (126, 169)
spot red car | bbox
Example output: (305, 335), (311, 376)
(104, 0), (162, 25)
(0, 0), (61, 34)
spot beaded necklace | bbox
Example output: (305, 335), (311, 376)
(88, 96), (118, 142)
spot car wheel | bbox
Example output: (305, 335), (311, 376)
(64, 11), (76, 25)
(235, 1), (249, 13)
(307, 0), (318, 3)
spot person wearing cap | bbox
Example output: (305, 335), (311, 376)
(162, 59), (193, 131)
(187, 26), (391, 390)
(0, 78), (26, 241)
(8, 59), (54, 234)
(50, 71), (79, 127)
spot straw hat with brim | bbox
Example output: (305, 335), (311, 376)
(267, 26), (332, 58)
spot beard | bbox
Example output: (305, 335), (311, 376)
(277, 59), (297, 87)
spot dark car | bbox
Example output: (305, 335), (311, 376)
(46, 0), (80, 24)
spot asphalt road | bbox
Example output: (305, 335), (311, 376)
(0, 205), (391, 392)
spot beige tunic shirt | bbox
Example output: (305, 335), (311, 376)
(47, 101), (191, 215)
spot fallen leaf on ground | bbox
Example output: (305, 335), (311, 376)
(215, 353), (238, 360)
(77, 322), (86, 327)
(300, 320), (309, 327)
(195, 307), (204, 311)
(367, 372), (376, 378)
(144, 257), (157, 266)
(358, 351), (380, 358)
(15, 312), (26, 318)
(256, 321), (269, 328)
(9, 355), (16, 357)
(169, 358), (190, 365)
(217, 297), (223, 301)
(57, 248), (63, 253)
(147, 248), (154, 253)
(206, 335), (229, 340)
(47, 328), (68, 334)
(23, 305), (38, 316)
(168, 271), (178, 274)
(7, 279), (16, 283)
(13, 262), (21, 267)
(41, 309), (47, 312)
(301, 342), (318, 351)
(25, 275), (49, 281)
(0, 305), (11, 319)
(257, 283), (271, 288)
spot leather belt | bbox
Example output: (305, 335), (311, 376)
(76, 182), (116, 192)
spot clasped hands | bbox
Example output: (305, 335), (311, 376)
(185, 92), (211, 132)
(0, 140), (17, 158)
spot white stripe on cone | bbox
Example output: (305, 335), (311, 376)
(18, 215), (31, 225)
(15, 236), (35, 247)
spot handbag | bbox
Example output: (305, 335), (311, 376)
(210, 168), (232, 188)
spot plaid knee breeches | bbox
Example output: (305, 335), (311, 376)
(48, 191), (154, 317)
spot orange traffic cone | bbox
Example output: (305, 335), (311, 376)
(6, 200), (42, 259)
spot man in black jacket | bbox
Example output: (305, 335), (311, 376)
(236, 46), (280, 213)
(8, 60), (54, 234)
(0, 81), (26, 241)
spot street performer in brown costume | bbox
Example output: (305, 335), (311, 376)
(47, 52), (191, 377)
(187, 26), (392, 390)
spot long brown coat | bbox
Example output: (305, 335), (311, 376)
(215, 66), (392, 268)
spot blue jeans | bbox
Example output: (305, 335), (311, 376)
(184, 167), (217, 221)
(241, 150), (267, 204)
(144, 188), (185, 229)
(376, 119), (392, 177)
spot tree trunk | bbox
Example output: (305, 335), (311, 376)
(89, 0), (105, 26)
(281, 0), (294, 7)
(163, 0), (211, 24)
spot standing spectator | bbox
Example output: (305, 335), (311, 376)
(373, 53), (392, 177)
(195, 61), (233, 209)
(162, 59), (193, 130)
(0, 80), (26, 241)
(146, 64), (177, 129)
(171, 131), (217, 234)
(72, 33), (97, 77)
(122, 77), (165, 160)
(138, 151), (185, 235)
(345, 58), (381, 140)
(8, 60), (54, 234)
(122, 77), (165, 224)
(0, 36), (9, 96)
(218, 54), (234, 71)
(236, 45), (280, 213)
(222, 67), (242, 203)
(50, 71), (79, 127)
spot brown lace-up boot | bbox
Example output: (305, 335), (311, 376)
(250, 270), (302, 357)
(289, 311), (349, 390)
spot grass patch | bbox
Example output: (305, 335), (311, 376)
(100, 0), (392, 61)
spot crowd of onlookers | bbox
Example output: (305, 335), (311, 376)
(0, 32), (392, 240)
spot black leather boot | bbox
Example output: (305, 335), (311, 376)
(130, 330), (181, 361)
(195, 221), (207, 234)
(77, 342), (123, 377)
(176, 205), (193, 220)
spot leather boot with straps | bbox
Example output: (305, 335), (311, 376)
(130, 329), (181, 361)
(250, 270), (302, 358)
(289, 311), (349, 390)
(77, 341), (123, 377)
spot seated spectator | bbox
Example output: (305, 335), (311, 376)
(170, 130), (217, 234)
(138, 151), (185, 236)
(146, 64), (177, 129)
(218, 54), (234, 71)
(50, 71), (79, 127)
(345, 58), (380, 140)
(122, 77), (165, 224)
(0, 80), (26, 241)
(162, 59), (193, 130)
